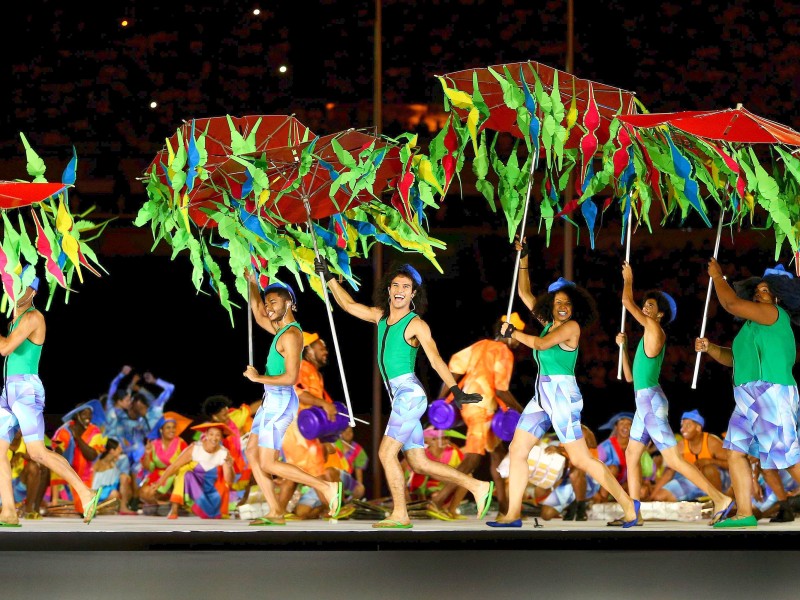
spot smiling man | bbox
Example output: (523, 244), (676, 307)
(615, 262), (732, 526)
(316, 259), (494, 529)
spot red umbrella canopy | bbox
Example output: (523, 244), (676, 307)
(618, 106), (800, 146)
(146, 114), (314, 184)
(188, 128), (403, 226)
(0, 182), (68, 209)
(440, 60), (637, 148)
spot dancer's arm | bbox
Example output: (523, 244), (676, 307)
(409, 318), (482, 406)
(500, 319), (579, 351)
(0, 311), (43, 356)
(695, 338), (733, 367)
(243, 327), (303, 386)
(615, 333), (633, 383)
(704, 434), (729, 471)
(513, 237), (536, 311)
(316, 260), (382, 323)
(245, 270), (277, 335)
(621, 262), (666, 357)
(154, 445), (194, 487)
(709, 258), (778, 325)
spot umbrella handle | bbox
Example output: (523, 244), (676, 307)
(248, 284), (254, 366)
(691, 208), (726, 389)
(617, 207), (633, 380)
(506, 152), (539, 320)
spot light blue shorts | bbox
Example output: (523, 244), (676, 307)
(662, 468), (732, 501)
(0, 375), (45, 443)
(724, 382), (800, 470)
(516, 375), (584, 443)
(541, 477), (576, 513)
(630, 386), (678, 452)
(385, 373), (427, 452)
(252, 385), (299, 450)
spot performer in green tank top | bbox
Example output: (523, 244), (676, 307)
(616, 261), (732, 526)
(697, 260), (800, 528)
(317, 259), (495, 529)
(243, 276), (342, 525)
(488, 237), (639, 528)
(0, 266), (102, 526)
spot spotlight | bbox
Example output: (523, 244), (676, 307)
(149, 101), (158, 109)
(278, 65), (288, 74)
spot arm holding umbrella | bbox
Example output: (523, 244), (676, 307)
(315, 259), (383, 324)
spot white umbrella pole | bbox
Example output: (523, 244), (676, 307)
(617, 206), (633, 380)
(691, 207), (726, 389)
(303, 199), (356, 427)
(505, 151), (540, 320)
(248, 284), (254, 366)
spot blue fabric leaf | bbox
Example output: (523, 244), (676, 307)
(581, 199), (598, 249)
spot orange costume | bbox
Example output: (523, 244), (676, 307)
(281, 359), (332, 476)
(51, 422), (105, 513)
(445, 339), (515, 455)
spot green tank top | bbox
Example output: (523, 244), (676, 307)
(732, 306), (797, 386)
(6, 308), (42, 376)
(265, 322), (302, 377)
(377, 312), (419, 381)
(632, 337), (665, 391)
(533, 323), (578, 376)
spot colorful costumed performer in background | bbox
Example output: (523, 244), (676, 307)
(615, 262), (732, 526)
(696, 260), (800, 528)
(140, 412), (191, 505)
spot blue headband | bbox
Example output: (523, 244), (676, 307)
(264, 281), (297, 304)
(20, 265), (40, 292)
(681, 409), (705, 428)
(402, 264), (423, 286)
(661, 292), (677, 323)
(763, 264), (793, 280)
(598, 411), (635, 431)
(548, 277), (576, 293)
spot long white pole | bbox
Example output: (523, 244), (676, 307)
(691, 207), (726, 389)
(248, 285), (254, 366)
(506, 151), (540, 320)
(617, 203), (633, 379)
(303, 198), (356, 428)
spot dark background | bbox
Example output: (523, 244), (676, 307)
(0, 1), (797, 445)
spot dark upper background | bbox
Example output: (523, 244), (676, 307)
(0, 0), (797, 438)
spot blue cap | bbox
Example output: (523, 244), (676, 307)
(548, 277), (576, 293)
(147, 415), (177, 440)
(661, 291), (677, 323)
(763, 264), (793, 280)
(598, 411), (635, 430)
(61, 401), (100, 425)
(681, 409), (705, 428)
(20, 265), (39, 292)
(264, 281), (297, 305)
(402, 264), (423, 286)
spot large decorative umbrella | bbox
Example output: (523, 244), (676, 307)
(137, 123), (450, 426)
(617, 105), (800, 387)
(435, 60), (639, 381)
(0, 134), (105, 310)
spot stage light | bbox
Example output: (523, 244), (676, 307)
(279, 65), (288, 74)
(253, 9), (261, 16)
(149, 101), (158, 109)
(121, 19), (129, 27)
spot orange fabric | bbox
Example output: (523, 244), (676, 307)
(446, 340), (514, 412)
(228, 404), (252, 434)
(52, 423), (105, 486)
(294, 360), (333, 406)
(281, 420), (327, 476)
(682, 432), (713, 465)
(460, 403), (500, 455)
(322, 445), (349, 472)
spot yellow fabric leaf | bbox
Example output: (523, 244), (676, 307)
(56, 198), (73, 233)
(467, 107), (480, 155)
(417, 159), (444, 196)
(61, 232), (83, 283)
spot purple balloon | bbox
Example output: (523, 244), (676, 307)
(428, 399), (456, 430)
(491, 408), (521, 441)
(298, 401), (349, 442)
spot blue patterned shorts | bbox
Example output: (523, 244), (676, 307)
(517, 375), (584, 443)
(0, 374), (45, 443)
(723, 382), (800, 470)
(385, 373), (427, 452)
(252, 385), (299, 450)
(630, 386), (678, 452)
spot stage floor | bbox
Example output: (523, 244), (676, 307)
(3, 516), (800, 599)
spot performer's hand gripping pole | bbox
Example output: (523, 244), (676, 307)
(691, 208), (725, 389)
(617, 208), (633, 380)
(303, 197), (356, 428)
(505, 151), (539, 321)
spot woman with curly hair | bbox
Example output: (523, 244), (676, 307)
(487, 238), (639, 528)
(697, 259), (800, 528)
